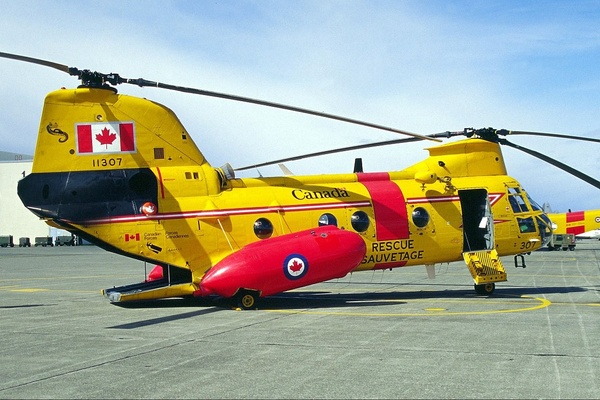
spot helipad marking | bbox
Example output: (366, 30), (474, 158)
(265, 296), (552, 317)
(5, 287), (97, 294)
(0, 285), (20, 290)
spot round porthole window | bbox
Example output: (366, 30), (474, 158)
(318, 213), (338, 227)
(412, 207), (430, 228)
(351, 211), (370, 232)
(253, 218), (273, 239)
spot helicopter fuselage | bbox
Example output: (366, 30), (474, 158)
(17, 87), (553, 303)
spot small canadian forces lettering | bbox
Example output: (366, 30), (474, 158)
(292, 188), (349, 200)
(166, 231), (189, 239)
(362, 239), (424, 264)
(144, 232), (161, 241)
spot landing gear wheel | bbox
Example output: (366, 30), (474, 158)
(234, 289), (259, 310)
(474, 282), (495, 295)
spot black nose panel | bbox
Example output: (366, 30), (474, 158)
(18, 168), (158, 222)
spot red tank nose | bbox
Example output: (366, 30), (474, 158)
(197, 226), (366, 299)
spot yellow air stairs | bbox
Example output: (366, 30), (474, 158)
(463, 249), (506, 295)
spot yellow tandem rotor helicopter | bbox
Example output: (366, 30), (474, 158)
(3, 52), (599, 309)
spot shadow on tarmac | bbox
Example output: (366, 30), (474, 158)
(109, 284), (588, 313)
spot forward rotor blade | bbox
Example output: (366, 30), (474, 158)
(235, 131), (457, 171)
(499, 139), (600, 189)
(235, 137), (418, 171)
(505, 130), (600, 143)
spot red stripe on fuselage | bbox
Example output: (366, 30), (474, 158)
(566, 211), (585, 235)
(357, 172), (409, 241)
(566, 211), (585, 223)
(156, 167), (165, 199)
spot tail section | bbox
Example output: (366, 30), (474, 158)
(19, 87), (226, 223)
(31, 87), (208, 173)
(17, 86), (229, 277)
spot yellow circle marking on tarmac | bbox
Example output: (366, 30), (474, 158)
(265, 295), (552, 317)
(4, 287), (98, 294)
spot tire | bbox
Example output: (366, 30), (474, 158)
(474, 282), (495, 296)
(234, 289), (259, 310)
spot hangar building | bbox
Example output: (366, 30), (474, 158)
(0, 151), (64, 245)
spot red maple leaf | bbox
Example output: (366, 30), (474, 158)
(289, 259), (304, 273)
(96, 127), (117, 147)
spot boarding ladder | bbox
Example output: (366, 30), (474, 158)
(462, 249), (507, 285)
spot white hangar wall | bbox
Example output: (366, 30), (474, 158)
(0, 157), (52, 241)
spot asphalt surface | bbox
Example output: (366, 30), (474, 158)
(0, 241), (599, 399)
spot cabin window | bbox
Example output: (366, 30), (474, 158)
(318, 213), (338, 227)
(412, 207), (430, 228)
(351, 211), (370, 233)
(254, 218), (273, 239)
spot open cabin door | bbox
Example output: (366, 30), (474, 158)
(459, 189), (506, 291)
(459, 189), (493, 252)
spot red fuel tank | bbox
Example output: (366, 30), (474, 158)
(197, 226), (366, 298)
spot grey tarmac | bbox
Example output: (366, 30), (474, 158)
(0, 241), (599, 399)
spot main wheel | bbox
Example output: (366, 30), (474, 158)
(474, 282), (495, 295)
(234, 289), (259, 310)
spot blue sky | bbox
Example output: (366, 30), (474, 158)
(0, 0), (599, 212)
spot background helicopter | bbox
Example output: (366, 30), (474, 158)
(2, 52), (599, 309)
(546, 209), (600, 249)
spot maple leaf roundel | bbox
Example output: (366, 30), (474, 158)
(283, 253), (309, 280)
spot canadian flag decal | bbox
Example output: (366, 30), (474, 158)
(124, 233), (140, 242)
(76, 122), (136, 154)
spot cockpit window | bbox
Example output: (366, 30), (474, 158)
(537, 214), (553, 247)
(508, 187), (529, 213)
(526, 194), (543, 212)
(517, 217), (536, 233)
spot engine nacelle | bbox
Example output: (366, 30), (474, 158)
(197, 226), (366, 298)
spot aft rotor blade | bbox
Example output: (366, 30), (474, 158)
(235, 131), (457, 171)
(500, 139), (600, 189)
(131, 80), (441, 143)
(0, 51), (441, 143)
